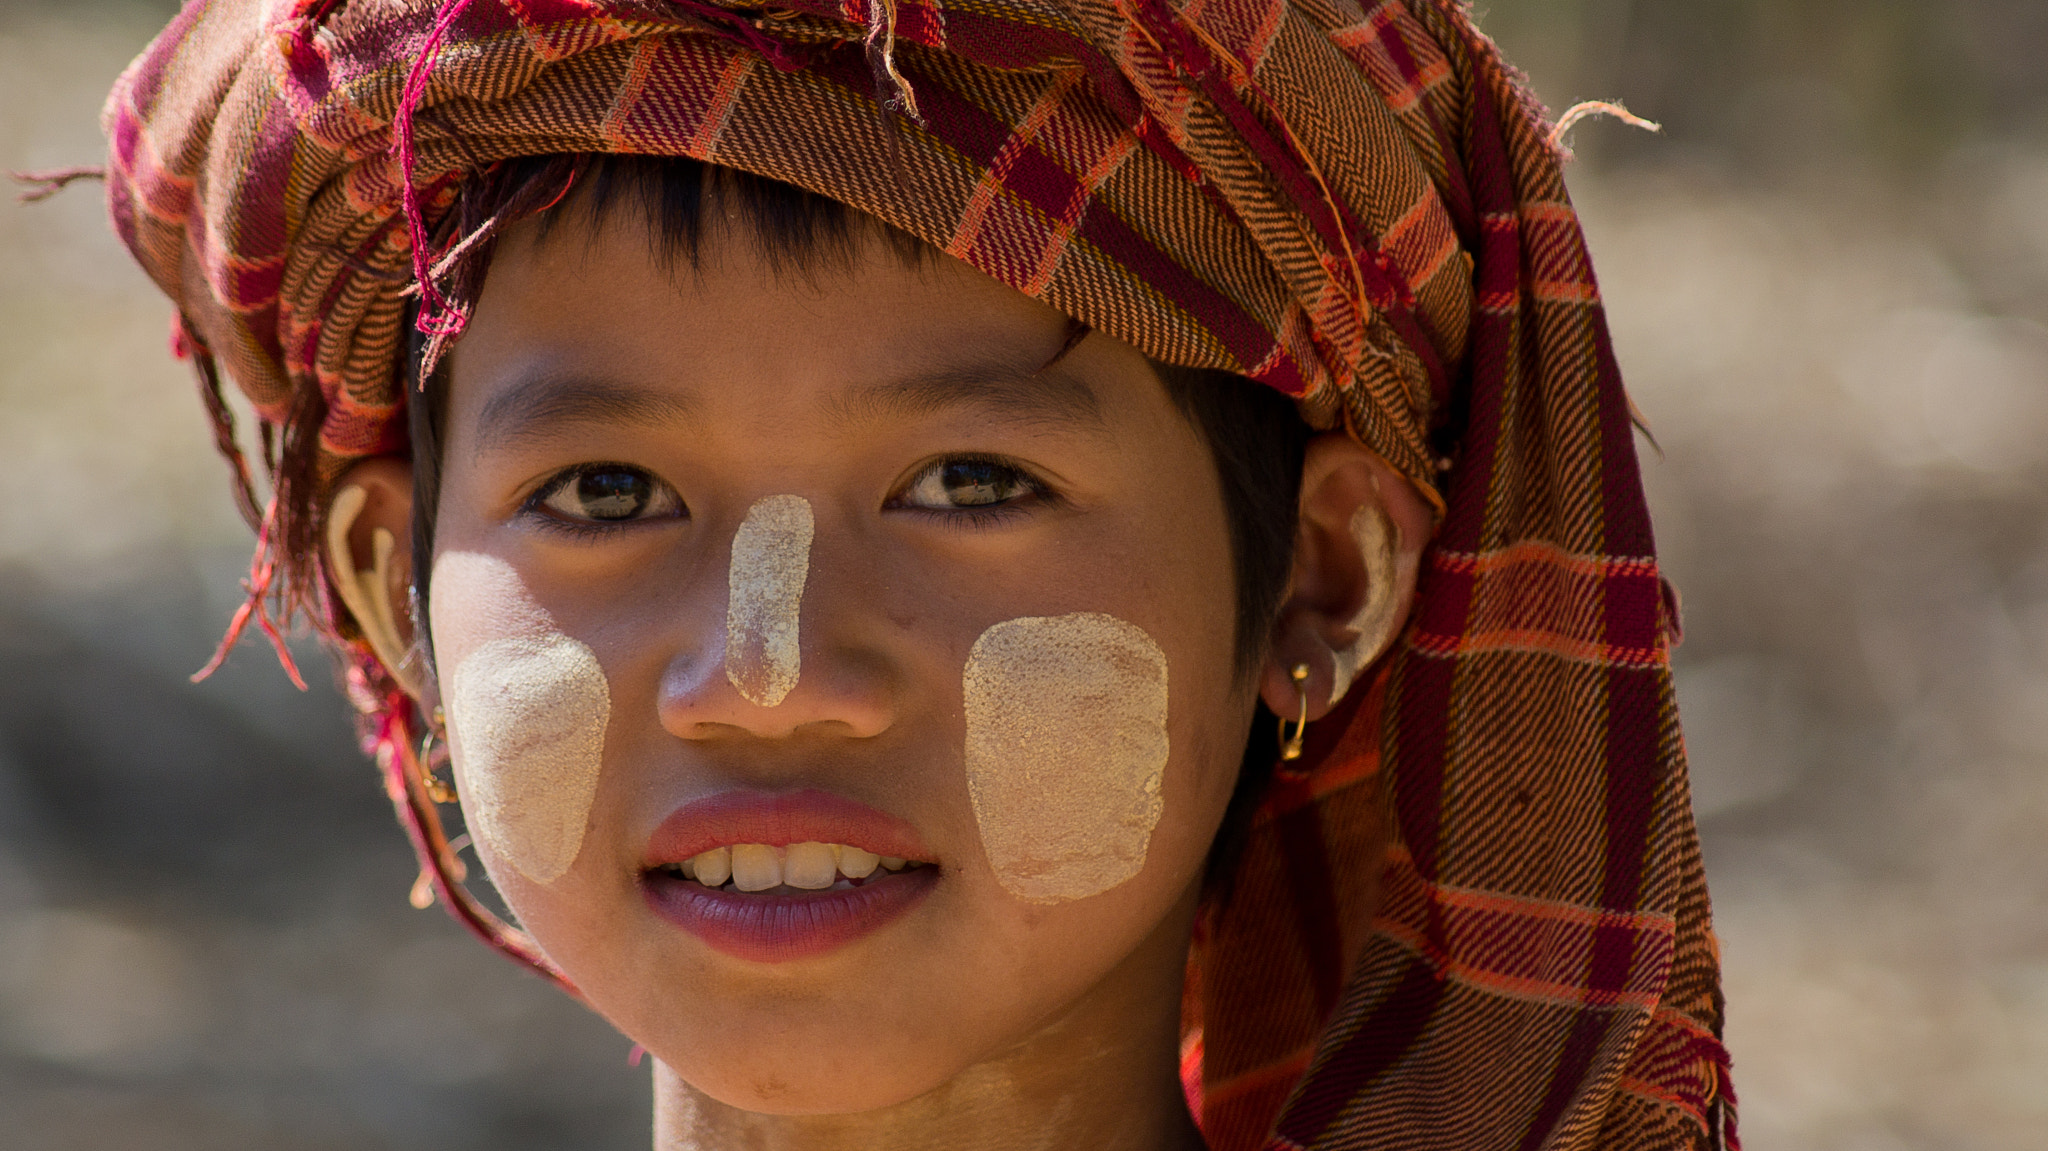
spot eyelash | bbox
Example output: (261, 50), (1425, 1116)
(887, 453), (1058, 527)
(517, 454), (1057, 538)
(521, 463), (685, 539)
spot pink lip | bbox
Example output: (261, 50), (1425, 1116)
(643, 870), (938, 963)
(642, 789), (932, 866)
(639, 790), (938, 963)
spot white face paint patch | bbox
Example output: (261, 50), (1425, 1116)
(432, 553), (610, 886)
(962, 613), (1169, 904)
(724, 495), (814, 707)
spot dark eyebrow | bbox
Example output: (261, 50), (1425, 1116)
(471, 373), (699, 455)
(830, 363), (1106, 434)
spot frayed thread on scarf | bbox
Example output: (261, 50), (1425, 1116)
(1550, 99), (1662, 157)
(373, 692), (578, 996)
(863, 0), (924, 126)
(180, 325), (309, 690)
(10, 166), (105, 203)
(394, 0), (480, 346)
(667, 0), (814, 72)
(400, 156), (584, 384)
(192, 496), (310, 691)
(185, 322), (266, 529)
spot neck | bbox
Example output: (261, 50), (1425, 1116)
(652, 895), (1205, 1151)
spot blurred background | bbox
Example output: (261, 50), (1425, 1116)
(1, 0), (2042, 1146)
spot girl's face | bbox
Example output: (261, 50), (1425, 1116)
(428, 203), (1254, 1114)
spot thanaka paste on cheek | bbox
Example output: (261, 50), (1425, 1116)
(431, 553), (610, 886)
(962, 613), (1169, 904)
(724, 495), (814, 707)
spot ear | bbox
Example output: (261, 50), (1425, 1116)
(1260, 434), (1435, 722)
(324, 457), (423, 699)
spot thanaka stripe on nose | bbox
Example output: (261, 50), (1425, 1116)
(724, 495), (814, 707)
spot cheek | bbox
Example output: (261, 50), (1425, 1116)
(432, 552), (611, 886)
(447, 636), (610, 885)
(962, 613), (1169, 904)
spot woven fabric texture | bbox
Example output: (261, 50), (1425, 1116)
(101, 0), (1735, 1147)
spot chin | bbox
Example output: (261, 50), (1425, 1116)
(651, 1033), (961, 1115)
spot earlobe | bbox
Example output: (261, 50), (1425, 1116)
(324, 458), (423, 698)
(1262, 436), (1434, 722)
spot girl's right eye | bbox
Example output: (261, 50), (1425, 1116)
(530, 465), (686, 526)
(892, 456), (1045, 513)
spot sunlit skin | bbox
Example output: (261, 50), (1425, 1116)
(335, 189), (1434, 1151)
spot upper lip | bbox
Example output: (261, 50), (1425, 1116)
(643, 789), (934, 869)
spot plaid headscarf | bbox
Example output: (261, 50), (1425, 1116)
(101, 0), (1734, 1147)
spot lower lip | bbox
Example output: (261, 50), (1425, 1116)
(641, 868), (938, 963)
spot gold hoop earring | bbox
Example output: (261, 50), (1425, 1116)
(1278, 663), (1311, 761)
(421, 705), (458, 804)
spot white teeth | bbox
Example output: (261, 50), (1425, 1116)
(837, 846), (879, 879)
(784, 842), (838, 890)
(692, 846), (731, 887)
(670, 843), (918, 888)
(730, 844), (782, 892)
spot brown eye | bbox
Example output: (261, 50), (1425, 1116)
(899, 458), (1035, 510)
(537, 465), (684, 523)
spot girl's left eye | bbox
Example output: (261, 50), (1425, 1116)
(531, 465), (685, 524)
(894, 457), (1043, 512)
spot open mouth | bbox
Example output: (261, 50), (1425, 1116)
(640, 791), (941, 962)
(641, 846), (938, 963)
(651, 841), (931, 895)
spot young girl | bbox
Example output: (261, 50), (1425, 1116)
(95, 0), (1734, 1147)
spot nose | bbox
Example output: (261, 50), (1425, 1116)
(657, 498), (897, 742)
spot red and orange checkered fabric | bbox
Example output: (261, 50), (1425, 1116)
(101, 0), (1734, 1147)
